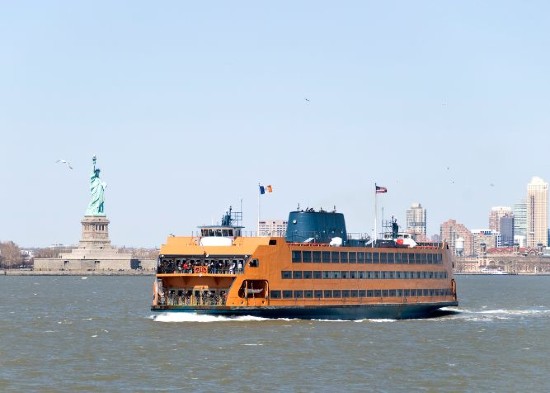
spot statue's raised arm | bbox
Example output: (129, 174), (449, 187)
(85, 155), (107, 216)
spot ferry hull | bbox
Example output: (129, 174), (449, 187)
(151, 301), (459, 320)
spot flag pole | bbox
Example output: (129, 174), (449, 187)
(257, 183), (261, 235)
(374, 183), (377, 246)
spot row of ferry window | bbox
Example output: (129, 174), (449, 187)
(291, 250), (442, 264)
(281, 270), (448, 280)
(270, 288), (452, 299)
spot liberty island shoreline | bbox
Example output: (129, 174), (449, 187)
(0, 269), (154, 276)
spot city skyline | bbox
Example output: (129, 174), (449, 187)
(2, 2), (550, 247)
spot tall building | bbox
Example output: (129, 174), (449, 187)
(500, 214), (515, 247)
(258, 219), (287, 237)
(406, 203), (426, 237)
(489, 206), (512, 232)
(513, 199), (527, 237)
(440, 219), (473, 256)
(527, 176), (548, 248)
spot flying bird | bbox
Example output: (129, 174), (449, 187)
(56, 159), (73, 169)
(305, 98), (310, 102)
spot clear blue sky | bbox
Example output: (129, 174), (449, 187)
(2, 1), (550, 248)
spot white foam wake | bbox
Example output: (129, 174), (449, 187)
(151, 313), (270, 323)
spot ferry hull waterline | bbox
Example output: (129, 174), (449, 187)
(151, 207), (458, 320)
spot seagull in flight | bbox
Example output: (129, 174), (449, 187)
(56, 159), (73, 169)
(305, 97), (310, 102)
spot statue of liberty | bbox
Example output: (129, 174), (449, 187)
(85, 155), (107, 216)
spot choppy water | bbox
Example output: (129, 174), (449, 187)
(1, 275), (549, 392)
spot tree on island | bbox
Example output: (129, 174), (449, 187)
(0, 241), (23, 269)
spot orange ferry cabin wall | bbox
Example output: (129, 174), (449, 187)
(158, 235), (456, 307)
(236, 240), (457, 306)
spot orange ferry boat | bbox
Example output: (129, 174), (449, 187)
(151, 207), (458, 319)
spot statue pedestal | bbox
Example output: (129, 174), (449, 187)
(79, 215), (111, 250)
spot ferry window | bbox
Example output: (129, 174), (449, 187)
(294, 290), (304, 298)
(396, 289), (402, 297)
(333, 290), (341, 298)
(350, 271), (357, 279)
(401, 254), (408, 264)
(375, 290), (382, 297)
(216, 229), (222, 236)
(367, 290), (374, 297)
(365, 252), (372, 263)
(222, 229), (229, 236)
(404, 289), (411, 297)
(342, 290), (350, 298)
(229, 229), (234, 237)
(341, 271), (348, 279)
(281, 271), (292, 279)
(293, 271), (303, 279)
(314, 290), (323, 298)
(303, 271), (313, 279)
(357, 252), (365, 263)
(323, 271), (331, 279)
(208, 229), (214, 236)
(340, 252), (348, 263)
(389, 271), (395, 279)
(350, 290), (358, 298)
(324, 290), (332, 298)
(389, 290), (396, 297)
(380, 253), (387, 264)
(312, 251), (321, 262)
(322, 251), (331, 262)
(333, 271), (341, 279)
(201, 229), (207, 236)
(304, 290), (313, 298)
(249, 259), (259, 267)
(269, 239), (277, 245)
(349, 252), (357, 263)
(302, 251), (312, 263)
(292, 251), (302, 263)
(331, 252), (340, 263)
(408, 253), (416, 264)
(372, 253), (379, 263)
(313, 271), (322, 279)
(423, 289), (430, 296)
(427, 254), (433, 264)
(419, 254), (427, 264)
(358, 271), (366, 279)
(271, 290), (281, 299)
(358, 290), (366, 297)
(283, 290), (293, 299)
(387, 253), (395, 264)
(437, 253), (443, 263)
(395, 253), (402, 263)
